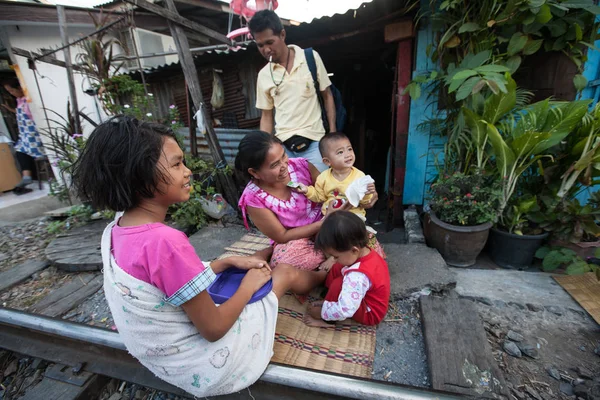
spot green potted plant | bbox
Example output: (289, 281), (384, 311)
(424, 173), (501, 267)
(462, 75), (591, 269)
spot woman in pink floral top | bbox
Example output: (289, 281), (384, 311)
(236, 132), (380, 271)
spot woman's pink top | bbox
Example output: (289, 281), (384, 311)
(238, 157), (322, 231)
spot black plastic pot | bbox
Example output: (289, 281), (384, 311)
(423, 213), (492, 267)
(488, 228), (548, 270)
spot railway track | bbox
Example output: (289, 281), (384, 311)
(0, 308), (463, 400)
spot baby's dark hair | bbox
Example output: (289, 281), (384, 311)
(235, 131), (283, 180)
(318, 132), (349, 157)
(71, 116), (178, 211)
(248, 10), (284, 36)
(315, 211), (368, 252)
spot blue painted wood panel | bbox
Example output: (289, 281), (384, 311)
(402, 0), (438, 205)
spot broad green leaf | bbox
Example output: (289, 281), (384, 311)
(535, 246), (551, 259)
(559, 248), (578, 257)
(505, 56), (522, 74)
(539, 100), (592, 150)
(561, 0), (596, 8)
(517, 196), (538, 214)
(536, 4), (553, 23)
(458, 22), (481, 33)
(566, 261), (591, 275)
(452, 69), (479, 81)
(486, 74), (508, 93)
(483, 73), (517, 124)
(476, 65), (510, 73)
(511, 99), (550, 139)
(594, 247), (600, 258)
(542, 249), (572, 271)
(511, 131), (551, 158)
(455, 76), (481, 100)
(463, 107), (487, 148)
(487, 123), (516, 178)
(448, 74), (469, 93)
(547, 20), (568, 37)
(523, 39), (544, 55)
(573, 74), (588, 91)
(464, 50), (492, 69)
(529, 0), (545, 7)
(508, 33), (528, 55)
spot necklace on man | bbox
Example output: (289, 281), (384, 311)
(270, 47), (291, 96)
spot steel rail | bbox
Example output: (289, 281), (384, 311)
(0, 308), (463, 400)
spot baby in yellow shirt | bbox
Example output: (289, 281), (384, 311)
(296, 132), (373, 219)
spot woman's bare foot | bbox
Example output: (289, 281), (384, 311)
(303, 314), (333, 328)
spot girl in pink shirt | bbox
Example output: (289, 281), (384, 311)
(71, 116), (326, 397)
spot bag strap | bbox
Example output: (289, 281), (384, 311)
(304, 48), (327, 132)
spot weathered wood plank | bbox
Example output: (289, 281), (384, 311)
(123, 0), (229, 43)
(420, 295), (508, 399)
(45, 220), (108, 272)
(31, 273), (101, 317)
(24, 371), (107, 400)
(38, 275), (102, 317)
(0, 260), (49, 293)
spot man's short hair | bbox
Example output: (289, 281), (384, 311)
(318, 132), (349, 157)
(249, 10), (283, 36)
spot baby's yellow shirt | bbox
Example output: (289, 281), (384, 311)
(305, 167), (372, 217)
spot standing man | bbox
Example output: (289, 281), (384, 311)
(249, 10), (335, 172)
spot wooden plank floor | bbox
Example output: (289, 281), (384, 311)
(420, 295), (508, 399)
(31, 273), (103, 317)
(0, 260), (49, 292)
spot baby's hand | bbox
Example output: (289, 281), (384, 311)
(240, 266), (272, 294)
(295, 183), (309, 194)
(231, 256), (270, 271)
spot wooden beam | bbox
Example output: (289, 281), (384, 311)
(123, 0), (229, 44)
(0, 3), (120, 25)
(57, 5), (82, 135)
(11, 47), (87, 72)
(163, 0), (239, 206)
(173, 0), (231, 13)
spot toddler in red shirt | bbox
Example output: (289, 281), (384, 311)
(304, 211), (390, 327)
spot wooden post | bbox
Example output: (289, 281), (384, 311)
(185, 84), (198, 157)
(162, 0), (238, 206)
(57, 5), (82, 135)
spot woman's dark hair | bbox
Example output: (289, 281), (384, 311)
(234, 131), (283, 179)
(315, 211), (368, 252)
(2, 78), (21, 90)
(248, 10), (284, 36)
(71, 115), (178, 211)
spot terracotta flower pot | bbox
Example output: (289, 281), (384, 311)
(488, 228), (548, 269)
(423, 213), (492, 267)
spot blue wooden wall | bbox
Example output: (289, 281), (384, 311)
(402, 5), (439, 205)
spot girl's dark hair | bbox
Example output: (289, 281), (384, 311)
(315, 211), (368, 252)
(234, 131), (283, 179)
(71, 115), (178, 211)
(2, 78), (21, 90)
(248, 10), (284, 36)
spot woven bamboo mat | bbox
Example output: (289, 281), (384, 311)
(219, 233), (377, 378)
(554, 272), (600, 324)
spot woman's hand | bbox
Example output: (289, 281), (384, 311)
(240, 266), (272, 294)
(362, 184), (379, 209)
(230, 256), (271, 271)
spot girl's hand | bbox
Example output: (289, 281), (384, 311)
(306, 302), (323, 319)
(240, 266), (272, 294)
(232, 256), (270, 271)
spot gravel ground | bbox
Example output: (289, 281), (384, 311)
(372, 299), (430, 387)
(0, 218), (55, 274)
(63, 288), (115, 329)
